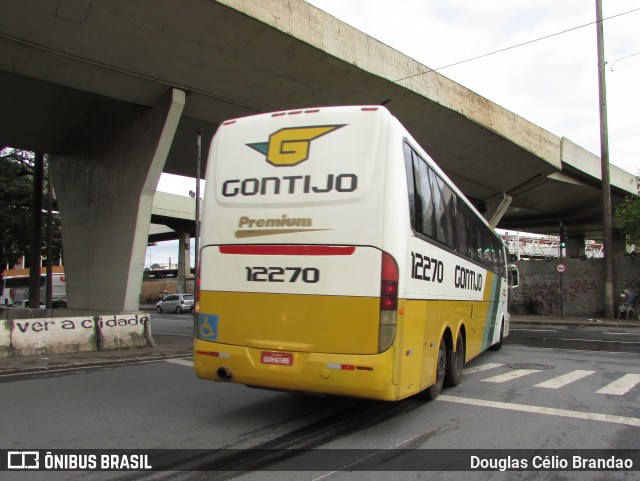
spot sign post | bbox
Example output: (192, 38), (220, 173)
(558, 222), (566, 320)
(557, 263), (565, 319)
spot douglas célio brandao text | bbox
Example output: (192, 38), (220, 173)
(470, 454), (634, 471)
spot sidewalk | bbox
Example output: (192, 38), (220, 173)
(0, 334), (192, 377)
(0, 314), (637, 377)
(510, 314), (640, 328)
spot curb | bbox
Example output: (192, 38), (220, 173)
(510, 317), (640, 329)
(0, 352), (193, 377)
(0, 334), (193, 377)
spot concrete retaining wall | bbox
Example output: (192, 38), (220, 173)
(97, 314), (154, 351)
(510, 257), (640, 317)
(0, 311), (153, 358)
(11, 316), (98, 357)
(0, 320), (11, 358)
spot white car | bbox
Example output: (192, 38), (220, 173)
(156, 294), (194, 314)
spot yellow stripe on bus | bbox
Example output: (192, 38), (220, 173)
(198, 291), (380, 355)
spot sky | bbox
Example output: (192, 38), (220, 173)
(147, 0), (640, 268)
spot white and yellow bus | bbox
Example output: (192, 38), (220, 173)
(1, 269), (67, 307)
(194, 105), (516, 401)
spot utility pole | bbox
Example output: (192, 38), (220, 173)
(29, 152), (44, 308)
(559, 224), (567, 319)
(195, 131), (202, 288)
(46, 156), (53, 309)
(596, 0), (615, 318)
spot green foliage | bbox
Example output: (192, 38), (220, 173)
(0, 149), (32, 270)
(615, 193), (640, 245)
(0, 148), (63, 273)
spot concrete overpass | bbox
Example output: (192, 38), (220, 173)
(151, 192), (196, 243)
(0, 0), (636, 311)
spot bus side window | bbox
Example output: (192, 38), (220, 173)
(414, 156), (436, 239)
(435, 175), (456, 249)
(403, 143), (418, 231)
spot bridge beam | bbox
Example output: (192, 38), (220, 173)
(51, 89), (185, 311)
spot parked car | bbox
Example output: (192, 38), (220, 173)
(156, 293), (194, 314)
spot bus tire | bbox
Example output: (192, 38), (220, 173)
(488, 320), (504, 351)
(445, 331), (464, 387)
(422, 337), (446, 400)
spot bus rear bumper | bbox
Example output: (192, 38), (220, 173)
(194, 339), (399, 401)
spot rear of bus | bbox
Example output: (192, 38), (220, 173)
(194, 106), (406, 400)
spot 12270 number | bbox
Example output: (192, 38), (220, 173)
(411, 252), (444, 283)
(245, 267), (320, 283)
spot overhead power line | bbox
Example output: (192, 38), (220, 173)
(317, 6), (640, 103)
(395, 7), (640, 84)
(609, 51), (640, 71)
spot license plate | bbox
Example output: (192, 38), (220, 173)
(261, 351), (293, 366)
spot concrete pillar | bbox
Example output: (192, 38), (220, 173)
(177, 231), (190, 294)
(611, 232), (628, 257)
(50, 89), (185, 311)
(566, 234), (585, 259)
(484, 193), (512, 228)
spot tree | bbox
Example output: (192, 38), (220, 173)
(0, 148), (63, 274)
(616, 195), (640, 246)
(615, 173), (640, 247)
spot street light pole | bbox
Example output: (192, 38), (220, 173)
(195, 131), (201, 285)
(595, 0), (614, 318)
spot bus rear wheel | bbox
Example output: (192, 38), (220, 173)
(445, 332), (465, 387)
(422, 337), (446, 400)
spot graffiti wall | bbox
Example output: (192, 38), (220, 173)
(509, 257), (640, 317)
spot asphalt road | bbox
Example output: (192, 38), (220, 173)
(1, 315), (638, 480)
(150, 311), (195, 337)
(149, 312), (640, 355)
(509, 324), (640, 353)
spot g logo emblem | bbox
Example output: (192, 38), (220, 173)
(247, 125), (345, 166)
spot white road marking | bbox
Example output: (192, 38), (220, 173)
(154, 333), (193, 337)
(596, 374), (640, 396)
(481, 369), (541, 383)
(166, 359), (194, 367)
(510, 328), (558, 332)
(154, 317), (194, 322)
(462, 363), (505, 375)
(554, 337), (640, 345)
(437, 395), (640, 427)
(512, 346), (636, 355)
(535, 370), (596, 389)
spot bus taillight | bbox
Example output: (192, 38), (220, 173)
(379, 251), (398, 352)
